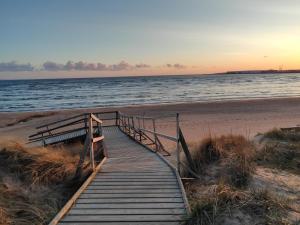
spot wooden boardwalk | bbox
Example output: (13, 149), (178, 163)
(58, 126), (188, 225)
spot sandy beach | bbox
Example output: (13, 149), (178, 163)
(1, 97), (300, 145)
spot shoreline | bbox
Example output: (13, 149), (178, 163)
(1, 96), (300, 115)
(1, 97), (300, 144)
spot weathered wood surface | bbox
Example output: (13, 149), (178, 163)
(58, 126), (187, 225)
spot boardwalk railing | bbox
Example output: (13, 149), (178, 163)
(75, 113), (105, 175)
(29, 110), (199, 178)
(28, 111), (119, 145)
(117, 112), (199, 178)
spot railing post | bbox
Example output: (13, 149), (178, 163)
(116, 111), (119, 126)
(132, 117), (136, 139)
(89, 114), (95, 170)
(176, 113), (180, 175)
(127, 116), (131, 135)
(152, 118), (158, 152)
(84, 114), (88, 134)
(137, 117), (142, 142)
(142, 113), (145, 129)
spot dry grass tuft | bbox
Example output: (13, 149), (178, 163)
(0, 141), (80, 185)
(184, 135), (255, 188)
(0, 206), (10, 225)
(185, 184), (291, 225)
(255, 129), (300, 174)
(0, 141), (89, 225)
(264, 128), (300, 142)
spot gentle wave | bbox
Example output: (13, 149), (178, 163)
(1, 73), (300, 112)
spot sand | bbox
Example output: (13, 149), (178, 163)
(1, 97), (300, 145)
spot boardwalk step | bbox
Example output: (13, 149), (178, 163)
(59, 222), (181, 225)
(68, 208), (186, 215)
(86, 185), (179, 190)
(61, 215), (184, 222)
(77, 198), (184, 203)
(84, 189), (181, 194)
(73, 203), (186, 209)
(80, 193), (182, 198)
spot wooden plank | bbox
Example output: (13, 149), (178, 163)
(48, 158), (107, 225)
(89, 182), (178, 186)
(72, 202), (185, 209)
(92, 178), (176, 182)
(67, 208), (186, 215)
(86, 185), (178, 190)
(59, 222), (181, 225)
(61, 214), (184, 222)
(76, 198), (184, 204)
(83, 189), (181, 194)
(94, 175), (175, 178)
(80, 193), (182, 198)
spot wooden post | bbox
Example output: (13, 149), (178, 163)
(89, 114), (95, 170)
(115, 111), (119, 126)
(142, 113), (145, 129)
(132, 117), (136, 139)
(137, 117), (142, 142)
(127, 116), (131, 135)
(84, 114), (88, 134)
(176, 113), (180, 175)
(152, 118), (158, 152)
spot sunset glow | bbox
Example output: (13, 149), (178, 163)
(1, 0), (300, 79)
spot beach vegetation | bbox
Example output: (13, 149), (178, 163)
(255, 129), (300, 174)
(0, 141), (89, 225)
(184, 183), (291, 225)
(184, 135), (255, 188)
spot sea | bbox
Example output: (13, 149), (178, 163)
(1, 73), (300, 112)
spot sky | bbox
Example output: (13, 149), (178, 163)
(1, 0), (300, 79)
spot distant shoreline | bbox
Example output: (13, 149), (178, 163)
(2, 69), (300, 81)
(224, 69), (300, 74)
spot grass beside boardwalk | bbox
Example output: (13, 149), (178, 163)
(185, 184), (290, 225)
(182, 135), (255, 188)
(0, 141), (90, 225)
(255, 128), (300, 174)
(183, 131), (300, 225)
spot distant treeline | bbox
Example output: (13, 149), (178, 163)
(225, 69), (300, 74)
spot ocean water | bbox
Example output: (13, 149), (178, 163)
(1, 73), (300, 112)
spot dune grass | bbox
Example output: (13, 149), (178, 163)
(184, 135), (255, 188)
(184, 130), (300, 225)
(263, 128), (300, 142)
(255, 128), (300, 174)
(0, 141), (90, 225)
(184, 183), (292, 225)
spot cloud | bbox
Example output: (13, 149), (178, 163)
(43, 61), (64, 71)
(108, 61), (132, 71)
(165, 63), (186, 69)
(42, 60), (134, 71)
(0, 60), (188, 72)
(0, 61), (34, 72)
(135, 63), (151, 68)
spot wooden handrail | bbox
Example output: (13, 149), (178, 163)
(117, 112), (198, 178)
(91, 114), (103, 124)
(36, 114), (85, 129)
(30, 118), (86, 138)
(138, 128), (177, 142)
(36, 110), (118, 129)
